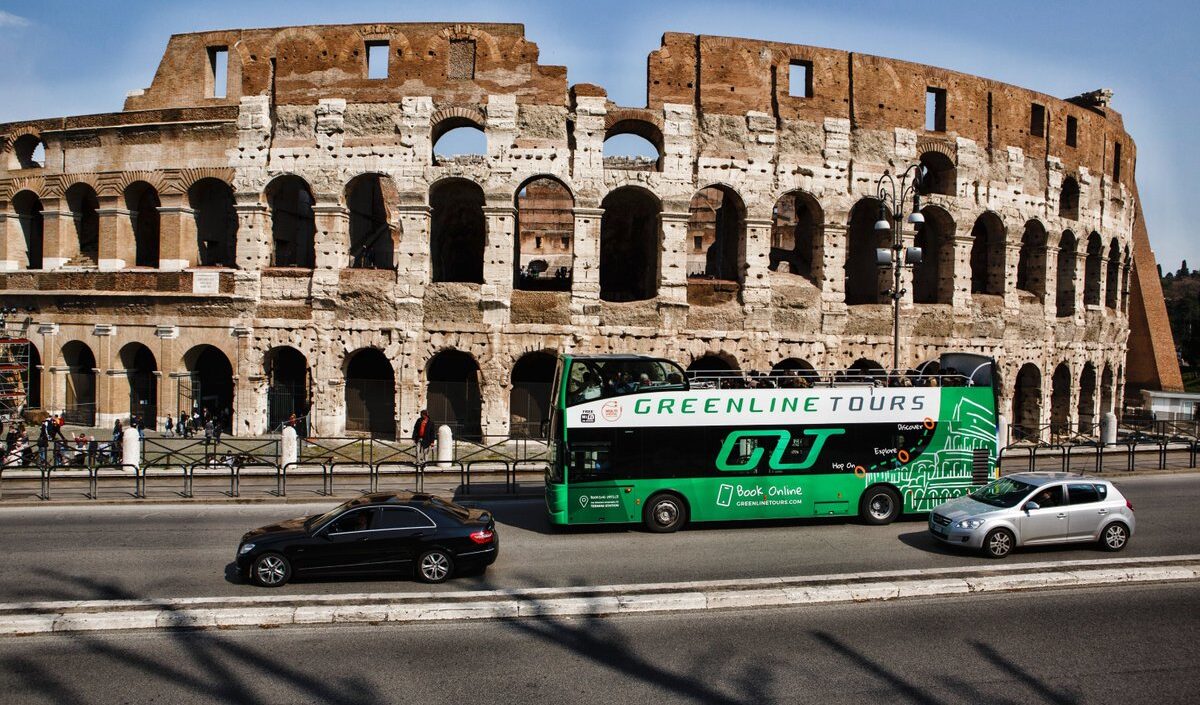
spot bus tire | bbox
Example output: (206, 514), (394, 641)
(644, 493), (688, 533)
(859, 485), (901, 525)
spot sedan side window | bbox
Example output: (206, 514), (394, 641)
(378, 507), (435, 530)
(1067, 483), (1101, 505)
(329, 508), (377, 534)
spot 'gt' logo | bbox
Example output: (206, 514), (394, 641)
(715, 429), (845, 472)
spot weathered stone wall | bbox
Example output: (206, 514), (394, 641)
(0, 23), (1175, 439)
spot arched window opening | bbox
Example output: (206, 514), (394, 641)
(1078, 362), (1097, 434)
(917, 151), (956, 197)
(125, 183), (161, 268)
(11, 191), (43, 269)
(844, 358), (886, 383)
(182, 345), (234, 432)
(430, 178), (485, 284)
(1056, 231), (1077, 317)
(267, 176), (316, 268)
(64, 183), (100, 268)
(844, 199), (890, 305)
(969, 213), (1006, 296)
(1016, 220), (1047, 299)
(771, 358), (818, 387)
(515, 178), (573, 291)
(266, 347), (310, 433)
(603, 120), (662, 171)
(914, 206), (955, 304)
(688, 354), (737, 373)
(427, 350), (482, 441)
(770, 191), (821, 283)
(346, 174), (396, 269)
(687, 185), (745, 305)
(345, 348), (395, 439)
(120, 343), (158, 425)
(510, 351), (557, 438)
(1084, 232), (1103, 306)
(1012, 363), (1042, 443)
(599, 186), (660, 302)
(61, 341), (97, 427)
(1101, 364), (1115, 418)
(1059, 177), (1080, 220)
(1121, 247), (1131, 313)
(189, 178), (238, 267)
(11, 134), (45, 169)
(432, 123), (486, 166)
(1105, 238), (1121, 309)
(1050, 363), (1071, 438)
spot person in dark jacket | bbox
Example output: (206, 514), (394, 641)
(411, 409), (436, 464)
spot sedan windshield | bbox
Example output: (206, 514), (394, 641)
(970, 478), (1036, 508)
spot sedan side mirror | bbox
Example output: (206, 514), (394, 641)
(1024, 501), (1040, 512)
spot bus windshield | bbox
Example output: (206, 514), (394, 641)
(565, 358), (686, 406)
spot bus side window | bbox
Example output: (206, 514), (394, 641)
(571, 444), (612, 482)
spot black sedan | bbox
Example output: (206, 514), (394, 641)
(235, 492), (498, 587)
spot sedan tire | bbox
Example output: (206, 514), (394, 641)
(417, 549), (454, 583)
(251, 552), (292, 587)
(1099, 522), (1130, 552)
(982, 528), (1015, 559)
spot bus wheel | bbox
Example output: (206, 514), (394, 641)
(859, 485), (901, 525)
(644, 493), (688, 533)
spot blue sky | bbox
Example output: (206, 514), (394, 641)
(0, 0), (1194, 271)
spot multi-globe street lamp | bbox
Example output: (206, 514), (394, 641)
(873, 164), (929, 375)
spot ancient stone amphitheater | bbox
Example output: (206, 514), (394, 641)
(0, 23), (1180, 441)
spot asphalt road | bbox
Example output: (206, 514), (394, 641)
(1, 582), (1197, 704)
(0, 473), (1195, 603)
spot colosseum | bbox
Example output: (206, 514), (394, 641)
(0, 22), (1182, 442)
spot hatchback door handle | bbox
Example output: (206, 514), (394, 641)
(1056, 513), (1066, 519)
(1097, 509), (1108, 515)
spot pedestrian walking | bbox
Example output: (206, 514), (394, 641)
(165, 414), (174, 437)
(411, 409), (436, 464)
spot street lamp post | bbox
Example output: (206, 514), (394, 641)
(873, 165), (928, 376)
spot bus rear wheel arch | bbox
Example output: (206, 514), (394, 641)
(644, 492), (689, 533)
(859, 484), (902, 525)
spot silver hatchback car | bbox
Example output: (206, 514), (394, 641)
(929, 472), (1135, 558)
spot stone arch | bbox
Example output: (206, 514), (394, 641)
(1105, 237), (1121, 309)
(845, 358), (886, 382)
(188, 178), (238, 267)
(1078, 361), (1098, 433)
(265, 346), (310, 432)
(771, 357), (818, 387)
(914, 204), (955, 304)
(514, 174), (574, 291)
(770, 190), (822, 283)
(603, 118), (663, 171)
(1056, 230), (1078, 317)
(510, 350), (557, 438)
(917, 151), (956, 196)
(1059, 176), (1080, 220)
(430, 177), (486, 284)
(344, 347), (396, 439)
(265, 175), (316, 268)
(124, 181), (161, 268)
(9, 133), (44, 170)
(1012, 363), (1042, 443)
(345, 173), (398, 269)
(426, 349), (483, 441)
(687, 184), (746, 303)
(182, 344), (234, 432)
(1083, 232), (1103, 306)
(844, 198), (890, 305)
(431, 108), (487, 165)
(64, 182), (100, 267)
(688, 352), (740, 372)
(1101, 363), (1115, 419)
(1050, 362), (1071, 437)
(61, 340), (97, 427)
(1017, 219), (1048, 299)
(119, 342), (158, 423)
(969, 211), (1006, 296)
(10, 190), (44, 269)
(599, 185), (660, 302)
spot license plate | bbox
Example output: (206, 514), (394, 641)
(931, 527), (946, 538)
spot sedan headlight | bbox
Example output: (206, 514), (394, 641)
(238, 543), (256, 555)
(955, 519), (985, 530)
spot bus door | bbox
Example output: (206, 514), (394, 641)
(565, 434), (638, 524)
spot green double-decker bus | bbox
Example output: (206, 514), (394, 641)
(545, 353), (999, 532)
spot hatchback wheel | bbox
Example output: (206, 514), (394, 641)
(983, 528), (1014, 559)
(418, 549), (454, 583)
(644, 493), (687, 533)
(252, 552), (291, 587)
(1100, 522), (1130, 552)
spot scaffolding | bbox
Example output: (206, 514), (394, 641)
(0, 334), (30, 420)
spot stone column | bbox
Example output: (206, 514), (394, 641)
(157, 191), (194, 271)
(1073, 250), (1087, 323)
(313, 202), (348, 271)
(92, 324), (116, 428)
(231, 326), (254, 435)
(658, 211), (690, 328)
(394, 202), (431, 304)
(234, 194), (269, 271)
(570, 207), (603, 326)
(571, 96), (606, 181)
(1043, 245), (1059, 321)
(950, 235), (973, 309)
(39, 197), (72, 270)
(0, 203), (20, 271)
(819, 221), (848, 334)
(37, 323), (59, 412)
(105, 370), (131, 429)
(482, 204), (515, 326)
(743, 217), (773, 328)
(1003, 240), (1022, 310)
(96, 194), (133, 271)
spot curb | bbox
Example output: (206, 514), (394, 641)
(2, 555), (1197, 637)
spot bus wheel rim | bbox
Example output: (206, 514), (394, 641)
(869, 493), (893, 520)
(654, 500), (678, 526)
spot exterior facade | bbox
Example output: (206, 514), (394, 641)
(0, 23), (1177, 440)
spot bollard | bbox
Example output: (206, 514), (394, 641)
(122, 431), (141, 468)
(996, 414), (1009, 450)
(1101, 412), (1117, 445)
(436, 425), (453, 468)
(280, 426), (298, 469)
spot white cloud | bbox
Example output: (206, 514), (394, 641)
(0, 11), (30, 28)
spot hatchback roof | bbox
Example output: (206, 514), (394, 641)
(1006, 472), (1104, 485)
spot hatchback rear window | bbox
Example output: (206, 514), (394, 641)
(1068, 483), (1101, 505)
